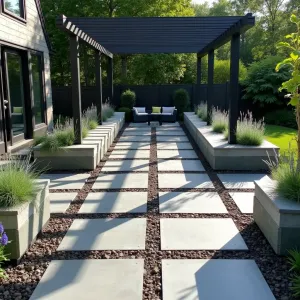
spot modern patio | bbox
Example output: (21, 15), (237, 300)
(1, 122), (291, 300)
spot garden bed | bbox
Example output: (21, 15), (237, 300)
(34, 112), (125, 170)
(0, 179), (50, 262)
(254, 176), (300, 255)
(184, 112), (279, 171)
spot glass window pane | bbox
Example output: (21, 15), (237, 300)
(6, 52), (25, 136)
(31, 55), (44, 125)
(4, 0), (22, 17)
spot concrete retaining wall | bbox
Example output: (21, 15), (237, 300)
(34, 112), (125, 170)
(0, 179), (50, 261)
(254, 176), (300, 255)
(184, 112), (279, 171)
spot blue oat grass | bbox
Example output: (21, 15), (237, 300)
(0, 222), (10, 278)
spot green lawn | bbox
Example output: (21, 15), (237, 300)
(265, 124), (297, 154)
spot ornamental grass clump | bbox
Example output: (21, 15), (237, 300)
(235, 111), (265, 146)
(102, 102), (115, 121)
(0, 156), (39, 208)
(0, 223), (9, 278)
(196, 102), (208, 121)
(265, 148), (300, 202)
(212, 107), (228, 133)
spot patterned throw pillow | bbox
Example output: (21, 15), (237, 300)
(133, 107), (146, 113)
(13, 107), (23, 114)
(152, 107), (161, 113)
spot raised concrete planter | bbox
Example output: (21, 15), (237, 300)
(184, 112), (279, 171)
(0, 179), (50, 262)
(254, 176), (300, 255)
(34, 113), (125, 170)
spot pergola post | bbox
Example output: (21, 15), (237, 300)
(207, 49), (214, 125)
(108, 57), (114, 102)
(70, 34), (82, 144)
(228, 33), (240, 144)
(197, 55), (202, 85)
(95, 50), (103, 124)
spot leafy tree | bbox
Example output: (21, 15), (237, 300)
(276, 14), (300, 159)
(214, 60), (247, 83)
(243, 56), (291, 107)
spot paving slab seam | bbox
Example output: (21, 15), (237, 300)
(180, 122), (291, 299)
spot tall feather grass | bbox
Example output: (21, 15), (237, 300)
(224, 111), (265, 146)
(212, 107), (228, 133)
(0, 155), (39, 208)
(196, 102), (207, 121)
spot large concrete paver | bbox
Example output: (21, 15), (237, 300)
(157, 150), (198, 159)
(156, 136), (189, 142)
(110, 150), (150, 159)
(162, 259), (275, 300)
(159, 192), (227, 213)
(30, 259), (144, 300)
(218, 174), (266, 189)
(94, 173), (148, 189)
(39, 174), (90, 190)
(114, 142), (151, 150)
(50, 193), (78, 213)
(229, 192), (254, 214)
(58, 218), (146, 250)
(157, 142), (193, 150)
(158, 174), (214, 189)
(102, 160), (149, 172)
(122, 131), (151, 136)
(79, 192), (147, 213)
(118, 136), (151, 142)
(160, 218), (248, 250)
(156, 130), (185, 136)
(158, 159), (204, 171)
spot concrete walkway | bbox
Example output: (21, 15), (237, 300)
(31, 122), (275, 300)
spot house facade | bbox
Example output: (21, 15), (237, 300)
(0, 0), (52, 154)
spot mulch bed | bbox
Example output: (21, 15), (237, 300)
(0, 122), (292, 300)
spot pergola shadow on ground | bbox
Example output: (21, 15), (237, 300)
(57, 14), (255, 144)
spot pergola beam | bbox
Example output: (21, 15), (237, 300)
(198, 13), (255, 57)
(95, 51), (103, 124)
(56, 15), (113, 59)
(207, 49), (214, 125)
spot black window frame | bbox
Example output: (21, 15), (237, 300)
(0, 0), (26, 23)
(29, 51), (46, 127)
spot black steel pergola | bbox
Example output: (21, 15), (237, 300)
(57, 14), (255, 144)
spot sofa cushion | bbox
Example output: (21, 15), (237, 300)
(162, 113), (172, 115)
(152, 107), (161, 113)
(162, 107), (175, 114)
(136, 113), (148, 116)
(134, 107), (146, 113)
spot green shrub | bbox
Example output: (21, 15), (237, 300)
(265, 109), (297, 129)
(196, 102), (207, 121)
(242, 56), (291, 107)
(118, 107), (132, 122)
(120, 90), (136, 109)
(0, 157), (38, 208)
(173, 89), (190, 117)
(212, 107), (228, 133)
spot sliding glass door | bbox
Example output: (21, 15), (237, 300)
(1, 48), (26, 144)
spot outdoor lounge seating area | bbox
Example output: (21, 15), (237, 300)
(133, 106), (177, 124)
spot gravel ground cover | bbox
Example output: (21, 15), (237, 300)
(0, 122), (292, 300)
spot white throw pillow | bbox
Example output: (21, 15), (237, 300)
(162, 107), (175, 114)
(133, 107), (146, 113)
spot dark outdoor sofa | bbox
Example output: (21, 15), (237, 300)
(132, 107), (177, 123)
